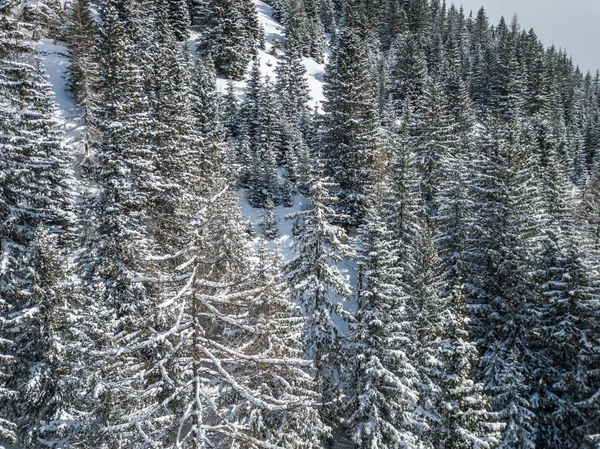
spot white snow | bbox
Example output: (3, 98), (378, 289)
(237, 189), (356, 335)
(213, 0), (327, 109)
(36, 40), (87, 191)
(37, 41), (82, 147)
(237, 188), (307, 262)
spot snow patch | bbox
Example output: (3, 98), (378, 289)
(36, 40), (87, 189)
(214, 0), (326, 109)
(237, 188), (356, 334)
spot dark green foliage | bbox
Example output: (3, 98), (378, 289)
(196, 0), (263, 79)
(168, 0), (190, 40)
(321, 24), (383, 225)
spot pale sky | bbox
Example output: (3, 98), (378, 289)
(453, 0), (600, 74)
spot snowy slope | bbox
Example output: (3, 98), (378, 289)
(33, 1), (352, 331)
(36, 40), (87, 192)
(228, 1), (356, 332)
(213, 0), (327, 109)
(230, 0), (328, 260)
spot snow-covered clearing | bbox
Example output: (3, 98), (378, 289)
(221, 1), (355, 332)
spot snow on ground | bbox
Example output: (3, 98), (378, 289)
(213, 0), (326, 109)
(237, 189), (307, 263)
(36, 40), (87, 190)
(238, 189), (357, 334)
(232, 1), (356, 330)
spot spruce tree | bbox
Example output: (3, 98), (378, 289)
(384, 102), (422, 262)
(20, 0), (62, 38)
(146, 5), (192, 247)
(15, 228), (83, 447)
(321, 23), (382, 225)
(261, 198), (279, 240)
(347, 187), (423, 449)
(403, 220), (448, 446)
(409, 76), (459, 220)
(432, 286), (501, 449)
(284, 0), (324, 63)
(435, 56), (477, 290)
(532, 119), (600, 448)
(168, 0), (190, 41)
(196, 0), (262, 79)
(389, 29), (428, 109)
(304, 0), (325, 63)
(0, 12), (76, 446)
(285, 155), (353, 425)
(241, 62), (282, 207)
(467, 117), (543, 449)
(275, 47), (311, 124)
(221, 79), (241, 141)
(76, 1), (158, 443)
(285, 0), (309, 56)
(468, 7), (494, 113)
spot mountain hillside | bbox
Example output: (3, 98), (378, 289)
(1, 0), (600, 448)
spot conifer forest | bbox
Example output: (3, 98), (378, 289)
(2, 0), (600, 447)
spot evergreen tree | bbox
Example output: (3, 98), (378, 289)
(266, 0), (287, 23)
(389, 30), (428, 112)
(284, 0), (309, 56)
(347, 187), (423, 449)
(533, 126), (600, 448)
(168, 0), (190, 41)
(14, 228), (83, 447)
(261, 198), (279, 240)
(322, 23), (382, 225)
(409, 76), (459, 220)
(384, 102), (422, 262)
(76, 1), (158, 443)
(435, 60), (477, 290)
(0, 12), (76, 446)
(0, 23), (23, 445)
(275, 47), (311, 123)
(284, 0), (324, 63)
(304, 0), (325, 63)
(221, 79), (241, 140)
(467, 118), (543, 448)
(20, 0), (63, 39)
(468, 7), (494, 113)
(285, 155), (353, 425)
(403, 220), (448, 446)
(196, 0), (262, 79)
(241, 62), (282, 207)
(146, 5), (191, 247)
(432, 285), (501, 449)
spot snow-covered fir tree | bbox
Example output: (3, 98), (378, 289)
(285, 154), (353, 427)
(196, 0), (263, 79)
(347, 186), (423, 449)
(321, 21), (383, 225)
(467, 117), (543, 448)
(240, 60), (283, 207)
